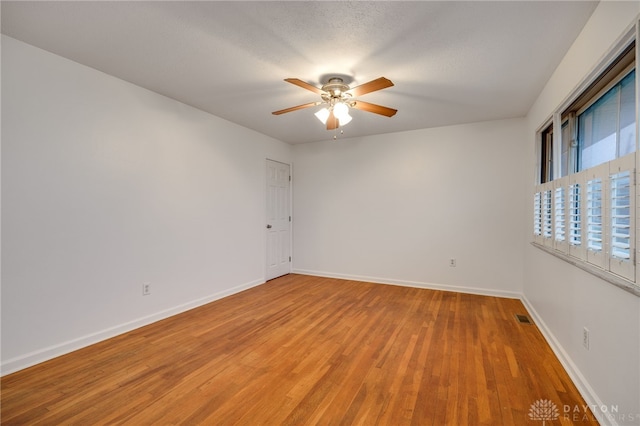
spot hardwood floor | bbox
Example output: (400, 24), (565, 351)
(1, 274), (598, 425)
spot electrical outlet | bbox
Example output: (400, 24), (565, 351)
(582, 327), (590, 350)
(449, 258), (456, 267)
(143, 282), (151, 296)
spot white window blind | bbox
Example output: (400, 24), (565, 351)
(555, 187), (566, 242)
(534, 192), (542, 236)
(543, 189), (552, 239)
(610, 170), (631, 260)
(609, 155), (635, 281)
(586, 178), (603, 252)
(569, 183), (582, 246)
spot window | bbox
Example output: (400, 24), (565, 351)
(540, 125), (554, 183)
(560, 121), (571, 177)
(533, 37), (637, 293)
(578, 70), (636, 170)
(539, 121), (572, 184)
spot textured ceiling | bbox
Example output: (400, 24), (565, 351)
(1, 1), (598, 144)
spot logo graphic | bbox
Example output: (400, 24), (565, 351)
(529, 399), (559, 425)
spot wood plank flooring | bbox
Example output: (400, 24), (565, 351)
(1, 274), (598, 425)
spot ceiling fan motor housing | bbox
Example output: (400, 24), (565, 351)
(321, 78), (353, 105)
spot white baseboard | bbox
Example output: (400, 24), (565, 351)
(292, 269), (522, 299)
(521, 296), (615, 426)
(1, 278), (265, 376)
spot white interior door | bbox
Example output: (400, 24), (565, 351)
(266, 160), (291, 280)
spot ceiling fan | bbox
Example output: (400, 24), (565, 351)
(272, 77), (397, 130)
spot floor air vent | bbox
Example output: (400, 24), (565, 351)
(515, 314), (532, 324)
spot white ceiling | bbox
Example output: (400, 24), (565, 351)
(1, 1), (598, 144)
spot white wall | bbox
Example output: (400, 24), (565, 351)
(524, 3), (640, 425)
(1, 36), (292, 374)
(292, 118), (526, 297)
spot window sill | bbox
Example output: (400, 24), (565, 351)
(531, 242), (640, 297)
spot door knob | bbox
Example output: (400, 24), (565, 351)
(266, 224), (272, 229)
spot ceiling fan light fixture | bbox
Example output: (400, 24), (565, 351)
(315, 107), (330, 124)
(333, 101), (349, 119)
(338, 113), (352, 126)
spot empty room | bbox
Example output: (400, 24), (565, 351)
(2, 1), (639, 425)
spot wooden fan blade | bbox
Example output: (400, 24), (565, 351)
(326, 110), (339, 130)
(347, 77), (394, 97)
(352, 100), (397, 117)
(284, 78), (325, 95)
(272, 102), (320, 115)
